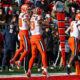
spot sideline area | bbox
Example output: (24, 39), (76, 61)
(0, 72), (75, 78)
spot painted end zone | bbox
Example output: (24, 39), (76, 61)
(0, 75), (80, 80)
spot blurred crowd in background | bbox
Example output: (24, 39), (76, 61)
(0, 0), (80, 72)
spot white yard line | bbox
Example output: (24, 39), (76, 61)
(0, 73), (75, 78)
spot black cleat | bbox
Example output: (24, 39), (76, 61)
(67, 67), (71, 75)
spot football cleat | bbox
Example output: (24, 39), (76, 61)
(42, 70), (50, 78)
(10, 59), (15, 67)
(26, 71), (31, 79)
(66, 67), (71, 75)
(15, 61), (21, 70)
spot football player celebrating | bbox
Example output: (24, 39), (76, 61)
(10, 4), (31, 69)
(26, 7), (50, 78)
(66, 13), (80, 75)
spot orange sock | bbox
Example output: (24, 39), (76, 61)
(29, 55), (37, 70)
(29, 48), (37, 70)
(75, 61), (80, 75)
(19, 50), (28, 62)
(41, 52), (47, 68)
(13, 48), (23, 60)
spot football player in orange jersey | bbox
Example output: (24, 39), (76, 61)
(10, 4), (31, 70)
(26, 7), (50, 78)
(66, 13), (80, 75)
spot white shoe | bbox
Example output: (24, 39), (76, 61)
(0, 70), (3, 72)
(50, 67), (54, 70)
(38, 68), (41, 72)
(9, 69), (14, 72)
(53, 63), (56, 68)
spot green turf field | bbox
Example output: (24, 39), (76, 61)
(0, 66), (75, 75)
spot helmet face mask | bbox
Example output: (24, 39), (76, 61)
(26, 8), (30, 14)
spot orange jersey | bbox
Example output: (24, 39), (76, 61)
(19, 12), (30, 30)
(30, 14), (43, 35)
